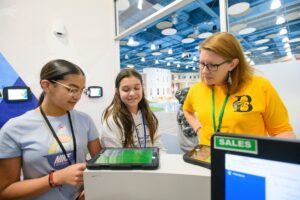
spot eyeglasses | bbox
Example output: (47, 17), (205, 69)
(199, 60), (229, 72)
(51, 80), (86, 96)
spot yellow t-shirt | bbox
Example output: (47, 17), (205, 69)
(183, 76), (293, 146)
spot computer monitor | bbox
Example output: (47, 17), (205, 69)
(211, 133), (300, 200)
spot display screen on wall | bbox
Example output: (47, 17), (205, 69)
(88, 86), (103, 98)
(3, 86), (31, 102)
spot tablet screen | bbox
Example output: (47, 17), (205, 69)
(191, 145), (211, 163)
(95, 148), (153, 164)
(183, 145), (211, 169)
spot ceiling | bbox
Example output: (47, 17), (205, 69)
(117, 0), (300, 73)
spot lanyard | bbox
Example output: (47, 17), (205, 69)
(40, 107), (77, 165)
(212, 86), (230, 133)
(133, 112), (147, 148)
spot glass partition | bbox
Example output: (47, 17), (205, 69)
(228, 0), (300, 65)
(116, 0), (178, 34)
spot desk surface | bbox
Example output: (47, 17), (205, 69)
(84, 154), (211, 200)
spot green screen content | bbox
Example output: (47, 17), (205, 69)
(95, 149), (153, 164)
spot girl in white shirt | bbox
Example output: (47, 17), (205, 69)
(101, 68), (165, 151)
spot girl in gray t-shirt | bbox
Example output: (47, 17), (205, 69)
(0, 59), (101, 200)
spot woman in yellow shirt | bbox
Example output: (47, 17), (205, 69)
(183, 32), (295, 146)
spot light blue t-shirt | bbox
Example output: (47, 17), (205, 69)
(0, 109), (100, 200)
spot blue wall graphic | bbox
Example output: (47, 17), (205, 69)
(0, 53), (38, 128)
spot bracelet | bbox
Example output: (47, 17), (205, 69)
(195, 126), (201, 133)
(48, 171), (56, 188)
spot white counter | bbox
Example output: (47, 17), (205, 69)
(84, 154), (211, 200)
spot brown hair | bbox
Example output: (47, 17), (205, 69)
(38, 59), (85, 105)
(200, 32), (254, 94)
(102, 68), (158, 147)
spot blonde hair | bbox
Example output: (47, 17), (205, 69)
(200, 32), (254, 94)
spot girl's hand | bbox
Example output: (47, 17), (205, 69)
(54, 163), (86, 186)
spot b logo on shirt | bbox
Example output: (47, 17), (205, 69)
(233, 95), (253, 112)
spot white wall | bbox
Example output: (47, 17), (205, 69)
(255, 60), (300, 138)
(0, 0), (119, 131)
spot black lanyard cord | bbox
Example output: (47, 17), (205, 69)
(39, 107), (77, 165)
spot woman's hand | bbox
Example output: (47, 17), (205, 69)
(54, 163), (86, 186)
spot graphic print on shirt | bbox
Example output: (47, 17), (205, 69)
(233, 95), (253, 112)
(44, 123), (74, 170)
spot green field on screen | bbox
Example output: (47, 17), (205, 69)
(95, 149), (153, 164)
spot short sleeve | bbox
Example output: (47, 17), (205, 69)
(183, 86), (195, 113)
(263, 79), (293, 135)
(100, 117), (123, 148)
(0, 121), (22, 158)
(85, 114), (100, 141)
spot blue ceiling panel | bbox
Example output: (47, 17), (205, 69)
(118, 0), (300, 72)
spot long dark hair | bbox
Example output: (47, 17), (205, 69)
(38, 59), (85, 105)
(102, 68), (158, 147)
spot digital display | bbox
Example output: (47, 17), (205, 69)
(88, 86), (103, 98)
(7, 89), (29, 100)
(225, 154), (300, 200)
(3, 86), (31, 102)
(190, 145), (211, 163)
(95, 149), (153, 164)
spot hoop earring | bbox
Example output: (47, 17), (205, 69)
(228, 71), (232, 85)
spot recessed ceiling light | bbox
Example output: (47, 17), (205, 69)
(198, 32), (213, 39)
(279, 28), (287, 35)
(230, 24), (247, 32)
(284, 43), (290, 48)
(256, 46), (269, 51)
(228, 2), (250, 16)
(182, 38), (195, 43)
(262, 51), (274, 55)
(188, 33), (198, 39)
(150, 43), (156, 50)
(285, 11), (300, 21)
(289, 37), (300, 43)
(127, 64), (134, 68)
(270, 0), (281, 10)
(152, 52), (162, 56)
(156, 21), (173, 30)
(265, 34), (277, 39)
(255, 39), (270, 45)
(239, 27), (256, 35)
(165, 57), (175, 60)
(282, 37), (289, 43)
(162, 28), (177, 36)
(276, 16), (285, 25)
(127, 37), (140, 46)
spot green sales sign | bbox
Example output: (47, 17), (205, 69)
(214, 136), (258, 154)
